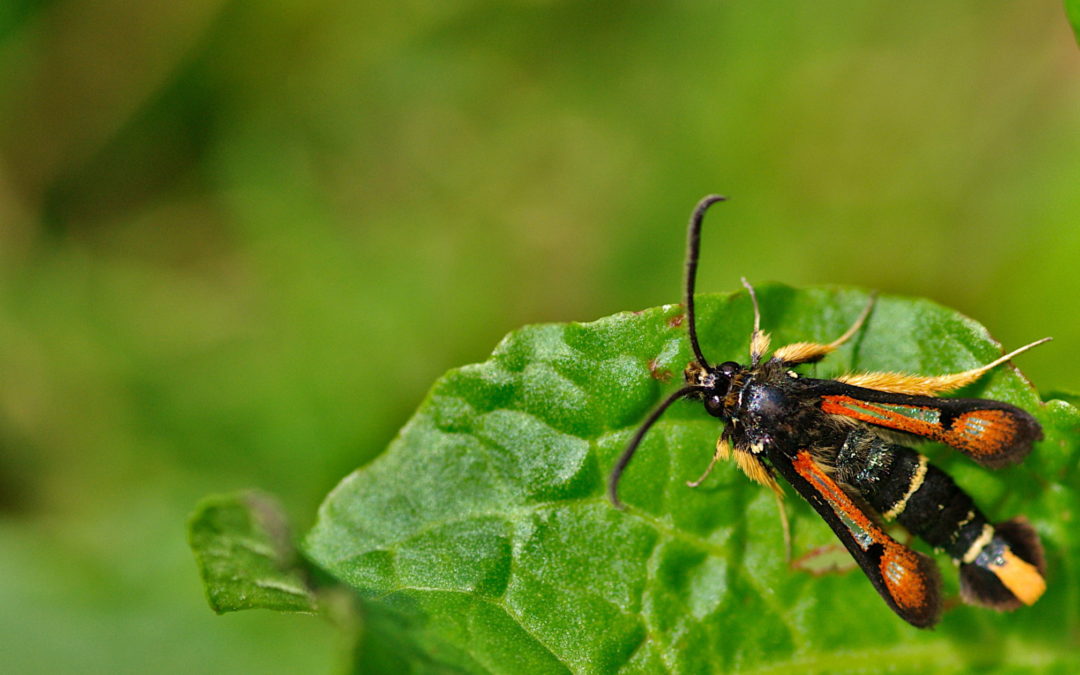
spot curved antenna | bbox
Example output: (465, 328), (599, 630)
(608, 385), (703, 509)
(685, 195), (727, 367)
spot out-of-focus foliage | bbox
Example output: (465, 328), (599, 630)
(1, 1), (1078, 673)
(1068, 0), (1080, 42)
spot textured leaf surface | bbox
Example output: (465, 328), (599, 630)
(190, 490), (318, 614)
(305, 286), (1080, 673)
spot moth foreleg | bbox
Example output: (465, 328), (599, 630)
(772, 293), (876, 366)
(686, 436), (732, 488)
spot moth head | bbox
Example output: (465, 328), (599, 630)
(685, 360), (741, 418)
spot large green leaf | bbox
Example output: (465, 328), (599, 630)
(304, 286), (1080, 673)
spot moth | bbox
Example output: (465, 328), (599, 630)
(608, 195), (1047, 627)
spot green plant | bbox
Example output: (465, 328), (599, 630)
(190, 286), (1080, 673)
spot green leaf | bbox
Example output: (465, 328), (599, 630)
(304, 285), (1080, 673)
(1067, 0), (1080, 44)
(190, 490), (318, 614)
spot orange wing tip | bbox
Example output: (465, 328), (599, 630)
(880, 546), (943, 628)
(944, 409), (1040, 468)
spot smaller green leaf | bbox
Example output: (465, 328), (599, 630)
(1068, 0), (1080, 44)
(189, 490), (318, 614)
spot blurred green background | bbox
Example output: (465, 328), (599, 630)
(1, 1), (1077, 672)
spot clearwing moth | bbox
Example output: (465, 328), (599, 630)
(608, 196), (1047, 628)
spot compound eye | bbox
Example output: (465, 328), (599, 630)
(704, 394), (725, 417)
(718, 361), (739, 377)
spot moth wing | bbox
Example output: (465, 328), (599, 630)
(769, 447), (943, 628)
(810, 381), (1041, 468)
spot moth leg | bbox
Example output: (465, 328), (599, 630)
(730, 441), (791, 561)
(733, 446), (783, 498)
(742, 277), (771, 367)
(772, 485), (792, 564)
(686, 436), (732, 488)
(836, 337), (1051, 397)
(685, 437), (790, 558)
(790, 544), (859, 576)
(772, 293), (876, 366)
(687, 438), (785, 500)
(730, 448), (789, 560)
